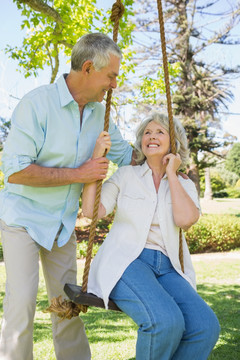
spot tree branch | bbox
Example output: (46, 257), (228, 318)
(18, 0), (64, 23)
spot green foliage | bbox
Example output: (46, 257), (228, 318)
(235, 179), (240, 188)
(8, 0), (135, 83)
(210, 175), (226, 193)
(186, 214), (240, 253)
(104, 0), (136, 87)
(139, 62), (181, 104)
(225, 143), (240, 177)
(199, 162), (239, 198)
(77, 240), (99, 259)
(213, 190), (229, 198)
(225, 187), (240, 199)
(211, 185), (240, 199)
(213, 163), (238, 187)
(106, 161), (118, 179)
(200, 170), (226, 197)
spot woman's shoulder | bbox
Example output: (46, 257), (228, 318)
(109, 164), (142, 183)
(117, 164), (145, 175)
(178, 175), (198, 192)
(111, 164), (134, 178)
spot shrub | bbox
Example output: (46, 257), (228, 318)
(213, 190), (228, 198)
(213, 186), (240, 198)
(226, 187), (240, 198)
(210, 175), (226, 192)
(77, 240), (100, 259)
(185, 214), (240, 253)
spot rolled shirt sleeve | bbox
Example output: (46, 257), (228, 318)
(107, 119), (133, 167)
(179, 177), (201, 214)
(1, 96), (45, 182)
(100, 167), (128, 215)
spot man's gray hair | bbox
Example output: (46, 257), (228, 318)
(134, 112), (189, 167)
(71, 33), (122, 71)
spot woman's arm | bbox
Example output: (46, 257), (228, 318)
(81, 131), (111, 219)
(164, 153), (200, 230)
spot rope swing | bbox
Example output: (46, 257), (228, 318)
(156, 0), (184, 272)
(46, 0), (184, 320)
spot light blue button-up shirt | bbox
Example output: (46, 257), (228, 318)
(0, 74), (132, 250)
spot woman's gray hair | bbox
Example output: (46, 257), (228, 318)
(134, 112), (189, 167)
(71, 33), (122, 71)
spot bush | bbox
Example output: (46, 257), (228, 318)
(226, 187), (240, 198)
(213, 186), (240, 198)
(185, 214), (240, 253)
(210, 175), (226, 192)
(77, 240), (100, 259)
(213, 190), (229, 198)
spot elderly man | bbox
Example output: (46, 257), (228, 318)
(0, 33), (133, 360)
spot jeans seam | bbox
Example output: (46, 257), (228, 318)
(120, 275), (157, 360)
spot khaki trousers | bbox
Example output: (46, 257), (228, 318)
(0, 220), (91, 360)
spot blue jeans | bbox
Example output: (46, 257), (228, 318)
(110, 249), (220, 360)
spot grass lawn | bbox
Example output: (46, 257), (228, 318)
(0, 252), (239, 360)
(192, 252), (240, 360)
(200, 198), (240, 215)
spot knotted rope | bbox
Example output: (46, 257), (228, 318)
(157, 0), (184, 272)
(46, 0), (125, 319)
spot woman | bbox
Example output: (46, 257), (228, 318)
(82, 112), (220, 360)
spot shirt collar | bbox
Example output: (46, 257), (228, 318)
(56, 74), (97, 111)
(139, 161), (151, 177)
(139, 161), (167, 180)
(56, 74), (74, 107)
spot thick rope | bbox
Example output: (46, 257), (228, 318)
(156, 0), (184, 272)
(46, 1), (125, 318)
(80, 1), (124, 313)
(111, 0), (125, 43)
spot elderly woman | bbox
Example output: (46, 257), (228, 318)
(82, 112), (220, 360)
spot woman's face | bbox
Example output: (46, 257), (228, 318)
(141, 121), (170, 159)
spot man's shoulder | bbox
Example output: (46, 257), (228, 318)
(23, 83), (56, 102)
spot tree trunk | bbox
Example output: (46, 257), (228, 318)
(187, 160), (200, 195)
(204, 167), (213, 200)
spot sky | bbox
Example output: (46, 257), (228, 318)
(0, 0), (240, 142)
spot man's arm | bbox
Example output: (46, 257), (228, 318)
(8, 158), (109, 187)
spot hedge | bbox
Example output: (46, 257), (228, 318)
(77, 214), (240, 257)
(185, 214), (240, 253)
(0, 214), (239, 261)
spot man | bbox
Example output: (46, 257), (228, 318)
(0, 33), (133, 360)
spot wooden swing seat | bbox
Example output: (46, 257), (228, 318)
(64, 283), (122, 312)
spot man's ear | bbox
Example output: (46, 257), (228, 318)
(82, 60), (93, 75)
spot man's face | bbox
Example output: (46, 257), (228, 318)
(87, 54), (120, 103)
